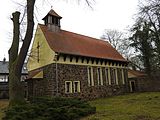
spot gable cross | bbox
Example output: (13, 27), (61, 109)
(37, 42), (40, 62)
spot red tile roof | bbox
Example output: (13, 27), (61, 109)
(39, 24), (127, 62)
(128, 69), (147, 78)
(26, 68), (42, 80)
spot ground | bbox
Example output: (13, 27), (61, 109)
(81, 92), (160, 120)
(0, 92), (160, 120)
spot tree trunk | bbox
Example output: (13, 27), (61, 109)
(8, 0), (35, 106)
(9, 62), (25, 105)
(9, 12), (25, 105)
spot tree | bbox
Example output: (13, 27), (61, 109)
(129, 20), (154, 75)
(9, 0), (94, 106)
(138, 0), (160, 68)
(129, 55), (144, 71)
(129, 0), (160, 74)
(9, 0), (35, 106)
(101, 29), (132, 59)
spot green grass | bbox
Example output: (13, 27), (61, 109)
(0, 100), (8, 120)
(1, 92), (160, 120)
(81, 92), (160, 120)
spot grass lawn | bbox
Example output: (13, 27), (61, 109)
(0, 92), (160, 120)
(82, 92), (160, 120)
(0, 100), (8, 120)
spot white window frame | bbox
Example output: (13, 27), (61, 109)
(117, 68), (124, 85)
(105, 68), (109, 85)
(115, 68), (119, 85)
(108, 68), (111, 85)
(73, 81), (80, 93)
(97, 67), (103, 86)
(121, 69), (125, 84)
(65, 81), (72, 93)
(87, 67), (94, 86)
(110, 68), (117, 85)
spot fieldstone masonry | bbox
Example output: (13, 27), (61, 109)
(27, 63), (129, 100)
(131, 77), (160, 92)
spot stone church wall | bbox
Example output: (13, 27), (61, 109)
(129, 72), (160, 92)
(136, 77), (160, 92)
(27, 63), (129, 100)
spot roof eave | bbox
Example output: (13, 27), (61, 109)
(56, 51), (128, 63)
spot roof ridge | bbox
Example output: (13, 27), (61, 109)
(38, 24), (109, 44)
(61, 29), (107, 43)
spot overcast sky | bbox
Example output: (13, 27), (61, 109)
(0, 0), (139, 61)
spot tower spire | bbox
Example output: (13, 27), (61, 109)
(42, 9), (62, 32)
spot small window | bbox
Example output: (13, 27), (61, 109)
(123, 69), (128, 84)
(97, 68), (100, 85)
(45, 19), (48, 25)
(73, 81), (80, 93)
(105, 68), (109, 85)
(117, 69), (123, 85)
(52, 16), (55, 24)
(88, 67), (94, 86)
(55, 18), (58, 25)
(97, 67), (103, 85)
(65, 81), (72, 93)
(110, 68), (116, 85)
(121, 69), (125, 84)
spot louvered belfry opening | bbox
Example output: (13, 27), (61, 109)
(42, 9), (62, 32)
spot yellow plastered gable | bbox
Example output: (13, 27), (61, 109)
(27, 25), (55, 71)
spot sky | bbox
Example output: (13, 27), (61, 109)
(0, 0), (139, 61)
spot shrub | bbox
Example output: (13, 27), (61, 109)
(3, 97), (96, 120)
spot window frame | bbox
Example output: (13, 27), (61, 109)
(73, 81), (80, 93)
(97, 67), (103, 86)
(105, 68), (109, 85)
(65, 81), (72, 93)
(110, 68), (117, 85)
(117, 68), (122, 85)
(123, 69), (128, 84)
(87, 67), (94, 86)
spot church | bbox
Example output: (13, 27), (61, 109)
(26, 9), (129, 100)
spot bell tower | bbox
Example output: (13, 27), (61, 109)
(42, 9), (62, 32)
